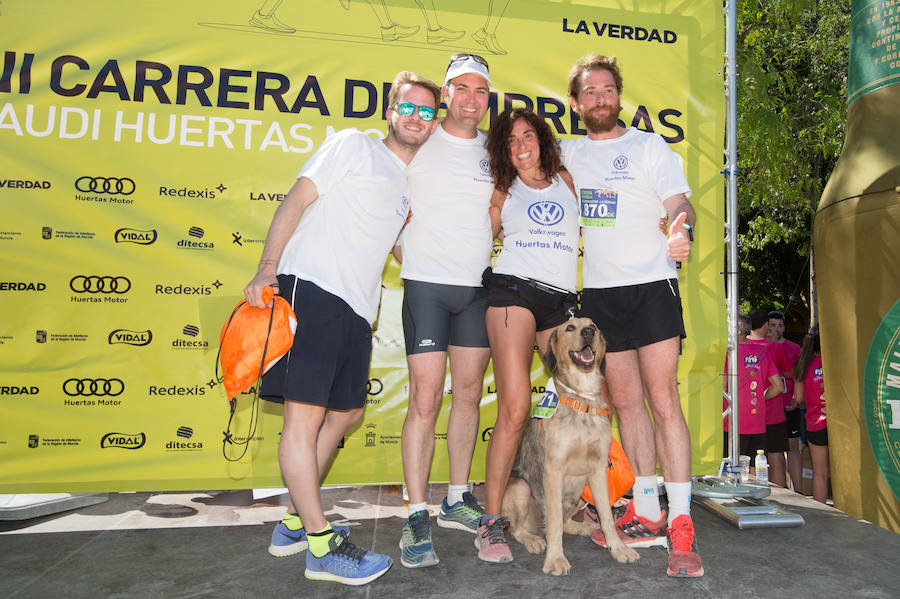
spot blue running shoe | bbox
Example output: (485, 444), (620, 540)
(399, 510), (439, 568)
(268, 520), (349, 557)
(305, 530), (392, 586)
(437, 491), (484, 533)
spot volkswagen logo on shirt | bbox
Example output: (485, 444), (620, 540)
(527, 201), (565, 226)
(75, 176), (136, 195)
(479, 159), (491, 175)
(613, 155), (629, 170)
(63, 378), (125, 397)
(70, 276), (131, 294)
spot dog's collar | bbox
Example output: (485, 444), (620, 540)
(557, 393), (609, 418)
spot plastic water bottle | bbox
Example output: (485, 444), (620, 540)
(755, 449), (769, 484)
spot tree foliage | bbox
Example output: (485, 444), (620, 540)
(736, 0), (850, 330)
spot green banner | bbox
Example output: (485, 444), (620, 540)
(848, 0), (900, 104)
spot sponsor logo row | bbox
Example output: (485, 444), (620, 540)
(1, 275), (226, 304)
(1, 377), (386, 400)
(23, 426), (207, 452)
(2, 175), (287, 205)
(1, 225), (265, 248)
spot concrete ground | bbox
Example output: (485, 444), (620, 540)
(2, 484), (899, 599)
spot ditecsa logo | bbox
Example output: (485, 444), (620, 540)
(166, 426), (203, 451)
(176, 226), (214, 250)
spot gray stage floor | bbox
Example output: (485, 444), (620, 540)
(2, 485), (899, 599)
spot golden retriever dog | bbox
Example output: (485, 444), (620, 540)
(501, 317), (639, 575)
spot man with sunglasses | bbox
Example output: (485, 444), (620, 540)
(244, 70), (440, 586)
(396, 53), (494, 569)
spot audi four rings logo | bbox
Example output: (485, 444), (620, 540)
(63, 378), (125, 396)
(75, 176), (136, 195)
(528, 201), (565, 226)
(70, 276), (131, 294)
(366, 378), (383, 395)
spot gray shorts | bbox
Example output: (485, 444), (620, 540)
(402, 279), (489, 354)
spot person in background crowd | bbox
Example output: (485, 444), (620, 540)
(723, 312), (784, 471)
(476, 107), (580, 563)
(745, 309), (789, 487)
(245, 71), (441, 585)
(767, 310), (803, 490)
(793, 325), (828, 503)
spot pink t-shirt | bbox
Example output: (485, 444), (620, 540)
(777, 339), (802, 410)
(723, 341), (779, 434)
(803, 354), (826, 432)
(745, 338), (787, 425)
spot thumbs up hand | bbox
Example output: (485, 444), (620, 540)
(666, 212), (692, 262)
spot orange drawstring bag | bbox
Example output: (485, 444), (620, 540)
(580, 437), (635, 507)
(217, 286), (296, 402)
(216, 286), (296, 461)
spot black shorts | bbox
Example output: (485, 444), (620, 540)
(766, 420), (789, 453)
(725, 432), (766, 458)
(785, 408), (803, 438)
(482, 268), (576, 332)
(806, 427), (828, 446)
(259, 275), (372, 410)
(402, 279), (489, 354)
(580, 279), (685, 352)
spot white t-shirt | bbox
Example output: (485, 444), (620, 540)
(561, 128), (691, 288)
(278, 129), (409, 325)
(494, 175), (579, 292)
(400, 124), (494, 286)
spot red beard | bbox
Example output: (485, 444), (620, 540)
(581, 102), (622, 133)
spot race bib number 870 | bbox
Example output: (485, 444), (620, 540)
(579, 188), (618, 228)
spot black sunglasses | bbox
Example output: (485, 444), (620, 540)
(446, 53), (489, 72)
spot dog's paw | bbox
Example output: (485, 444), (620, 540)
(523, 535), (546, 554)
(609, 543), (640, 564)
(542, 554), (571, 576)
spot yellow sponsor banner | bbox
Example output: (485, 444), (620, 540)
(0, 0), (724, 492)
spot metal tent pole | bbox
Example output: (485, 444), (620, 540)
(690, 0), (803, 528)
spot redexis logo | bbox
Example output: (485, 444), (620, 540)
(100, 432), (146, 449)
(108, 329), (152, 346)
(528, 201), (565, 226)
(115, 228), (157, 245)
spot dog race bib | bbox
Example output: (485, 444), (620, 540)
(532, 378), (559, 419)
(578, 188), (618, 228)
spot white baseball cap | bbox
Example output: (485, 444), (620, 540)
(444, 53), (491, 87)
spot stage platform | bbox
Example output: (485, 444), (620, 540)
(2, 484), (898, 598)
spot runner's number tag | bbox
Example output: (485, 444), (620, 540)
(579, 188), (618, 228)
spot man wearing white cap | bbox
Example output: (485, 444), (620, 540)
(396, 53), (494, 568)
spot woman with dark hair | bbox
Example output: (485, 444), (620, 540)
(793, 325), (829, 503)
(475, 108), (580, 563)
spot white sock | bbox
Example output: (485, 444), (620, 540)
(447, 484), (468, 505)
(408, 502), (427, 517)
(664, 481), (692, 525)
(632, 475), (662, 521)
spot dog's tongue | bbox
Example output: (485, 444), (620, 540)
(573, 345), (595, 366)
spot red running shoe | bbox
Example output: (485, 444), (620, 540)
(666, 515), (704, 577)
(590, 500), (667, 548)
